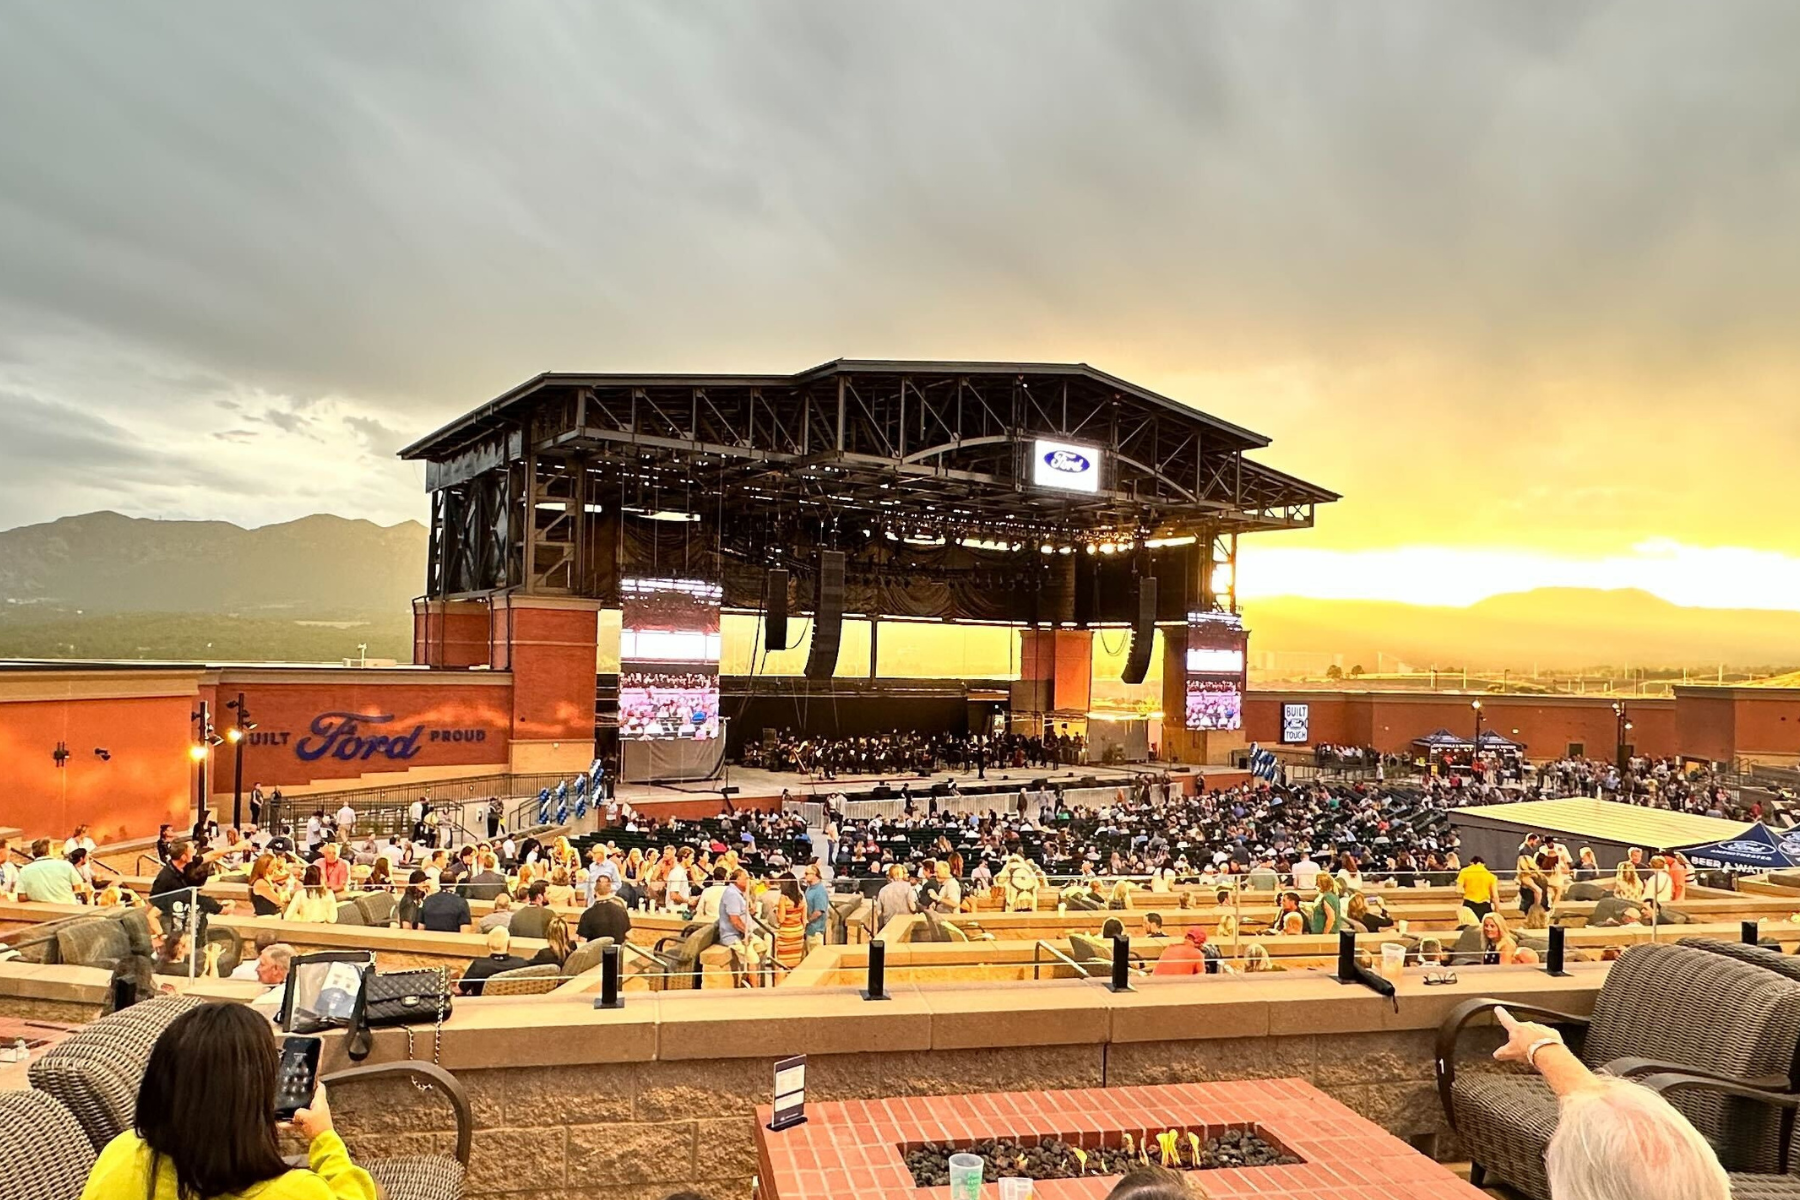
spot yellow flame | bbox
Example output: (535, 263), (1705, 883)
(1188, 1132), (1202, 1166)
(1073, 1148), (1088, 1174)
(1157, 1131), (1178, 1166)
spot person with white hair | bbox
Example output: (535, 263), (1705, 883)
(1492, 1005), (1729, 1200)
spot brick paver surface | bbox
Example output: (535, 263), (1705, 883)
(757, 1079), (1485, 1200)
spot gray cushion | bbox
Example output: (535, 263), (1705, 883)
(28, 995), (206, 1150)
(355, 892), (398, 926)
(54, 919), (130, 970)
(335, 901), (367, 926)
(561, 940), (608, 978)
(108, 909), (154, 958)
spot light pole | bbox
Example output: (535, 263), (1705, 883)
(190, 700), (215, 839)
(1613, 701), (1632, 776)
(224, 693), (256, 831)
(1471, 699), (1484, 763)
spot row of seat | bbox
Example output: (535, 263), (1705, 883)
(1440, 938), (1800, 1200)
(0, 995), (473, 1200)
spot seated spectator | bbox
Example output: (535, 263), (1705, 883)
(366, 856), (394, 890)
(874, 864), (917, 931)
(545, 868), (577, 908)
(1491, 1005), (1729, 1199)
(79, 1002), (377, 1200)
(576, 877), (632, 944)
(1143, 912), (1166, 937)
(694, 867), (730, 922)
(284, 866), (337, 924)
(463, 853), (510, 902)
(478, 892), (515, 934)
(1151, 927), (1213, 976)
(396, 870), (430, 929)
(507, 881), (555, 940)
(459, 928), (531, 996)
(229, 941), (295, 987)
(419, 879), (473, 933)
(529, 912), (573, 969)
(316, 842), (350, 894)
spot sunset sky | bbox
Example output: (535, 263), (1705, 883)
(2, 3), (1797, 609)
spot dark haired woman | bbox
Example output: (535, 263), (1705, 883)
(396, 869), (430, 930)
(79, 1002), (377, 1200)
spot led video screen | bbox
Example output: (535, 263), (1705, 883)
(619, 578), (722, 741)
(1184, 611), (1247, 731)
(1185, 679), (1243, 731)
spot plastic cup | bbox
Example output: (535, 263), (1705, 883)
(949, 1154), (985, 1200)
(998, 1178), (1032, 1200)
(1381, 942), (1407, 980)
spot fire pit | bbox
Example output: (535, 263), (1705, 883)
(903, 1127), (1298, 1185)
(756, 1078), (1484, 1200)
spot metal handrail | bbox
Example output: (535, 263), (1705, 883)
(1031, 938), (1090, 981)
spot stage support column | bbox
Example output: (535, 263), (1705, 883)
(488, 594), (602, 776)
(1013, 628), (1094, 732)
(412, 599), (493, 668)
(1161, 625), (1248, 766)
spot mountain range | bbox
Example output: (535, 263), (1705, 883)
(3, 512), (1799, 672)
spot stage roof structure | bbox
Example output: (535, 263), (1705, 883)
(1451, 797), (1748, 851)
(400, 360), (1337, 622)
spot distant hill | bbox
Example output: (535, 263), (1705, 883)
(0, 511), (425, 614)
(3, 514), (1797, 673)
(1242, 587), (1800, 673)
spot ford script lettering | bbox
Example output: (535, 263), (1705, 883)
(295, 711), (426, 762)
(1044, 449), (1091, 473)
(1714, 840), (1776, 857)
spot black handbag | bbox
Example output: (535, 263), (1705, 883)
(345, 965), (452, 1062)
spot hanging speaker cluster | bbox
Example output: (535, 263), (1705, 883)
(1121, 574), (1157, 684)
(765, 568), (790, 650)
(804, 551), (846, 680)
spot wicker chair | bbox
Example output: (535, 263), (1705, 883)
(646, 922), (717, 990)
(28, 994), (205, 1150)
(1681, 936), (1800, 985)
(0, 1090), (94, 1200)
(480, 964), (561, 996)
(1635, 1072), (1800, 1200)
(355, 891), (399, 926)
(1437, 941), (1800, 1200)
(325, 1061), (472, 1200)
(560, 938), (610, 978)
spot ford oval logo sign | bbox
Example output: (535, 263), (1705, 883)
(1030, 438), (1101, 493)
(1715, 840), (1776, 857)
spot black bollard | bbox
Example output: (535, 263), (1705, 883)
(1545, 925), (1568, 977)
(1744, 920), (1760, 946)
(593, 942), (623, 1009)
(1108, 933), (1133, 993)
(1337, 930), (1358, 983)
(863, 938), (889, 1000)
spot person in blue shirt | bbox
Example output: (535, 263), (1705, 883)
(803, 865), (830, 954)
(717, 869), (755, 987)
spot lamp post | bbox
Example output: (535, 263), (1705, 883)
(190, 700), (213, 839)
(224, 693), (256, 831)
(1613, 701), (1632, 776)
(1471, 699), (1484, 764)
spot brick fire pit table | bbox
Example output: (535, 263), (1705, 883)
(756, 1078), (1483, 1200)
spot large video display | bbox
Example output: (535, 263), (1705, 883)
(618, 578), (722, 741)
(1184, 611), (1247, 731)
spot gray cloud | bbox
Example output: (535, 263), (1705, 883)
(0, 1), (1796, 549)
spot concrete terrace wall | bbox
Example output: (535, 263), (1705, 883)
(315, 966), (1605, 1200)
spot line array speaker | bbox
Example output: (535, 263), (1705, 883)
(804, 551), (846, 680)
(765, 568), (790, 651)
(1120, 574), (1158, 684)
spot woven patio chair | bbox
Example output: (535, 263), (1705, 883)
(1436, 941), (1800, 1200)
(0, 1089), (94, 1200)
(479, 964), (561, 996)
(1681, 936), (1800, 985)
(325, 1060), (471, 1200)
(27, 994), (205, 1150)
(560, 937), (610, 978)
(1635, 1071), (1800, 1200)
(646, 922), (716, 990)
(355, 890), (399, 926)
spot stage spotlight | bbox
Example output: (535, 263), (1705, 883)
(188, 744), (209, 761)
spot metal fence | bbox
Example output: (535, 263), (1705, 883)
(264, 772), (573, 841)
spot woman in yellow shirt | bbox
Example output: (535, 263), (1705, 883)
(80, 1002), (376, 1200)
